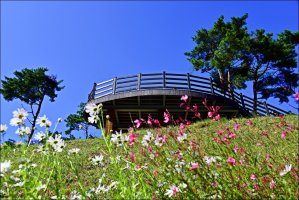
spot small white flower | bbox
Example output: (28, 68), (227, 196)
(91, 155), (104, 166)
(57, 118), (62, 123)
(179, 183), (187, 189)
(142, 131), (154, 147)
(34, 132), (46, 141)
(0, 160), (11, 173)
(0, 124), (8, 133)
(88, 115), (99, 124)
(280, 164), (292, 176)
(85, 103), (102, 116)
(48, 135), (65, 152)
(10, 108), (28, 126)
(70, 190), (82, 200)
(36, 183), (46, 191)
(16, 126), (31, 136)
(165, 185), (181, 197)
(36, 115), (52, 128)
(68, 148), (80, 155)
(13, 181), (24, 187)
(204, 156), (218, 165)
(177, 132), (187, 143)
(111, 130), (128, 146)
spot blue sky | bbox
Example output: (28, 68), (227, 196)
(1, 1), (298, 142)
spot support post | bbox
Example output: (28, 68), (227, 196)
(263, 101), (270, 116)
(163, 71), (166, 88)
(112, 77), (117, 94)
(137, 73), (141, 90)
(210, 77), (214, 95)
(105, 109), (116, 135)
(240, 93), (245, 109)
(187, 73), (191, 90)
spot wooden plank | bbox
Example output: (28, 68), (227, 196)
(116, 83), (138, 89)
(117, 75), (138, 80)
(117, 79), (137, 85)
(189, 74), (210, 81)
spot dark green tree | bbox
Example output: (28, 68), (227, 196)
(185, 14), (299, 113)
(65, 103), (90, 139)
(0, 68), (64, 143)
(185, 14), (251, 91)
(244, 29), (299, 113)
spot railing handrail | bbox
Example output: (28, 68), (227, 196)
(87, 72), (293, 116)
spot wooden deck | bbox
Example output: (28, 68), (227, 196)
(86, 72), (291, 130)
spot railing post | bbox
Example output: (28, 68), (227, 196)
(163, 71), (166, 88)
(229, 85), (234, 100)
(263, 101), (270, 116)
(137, 73), (141, 90)
(112, 77), (117, 94)
(187, 73), (191, 90)
(210, 77), (214, 95)
(240, 93), (245, 109)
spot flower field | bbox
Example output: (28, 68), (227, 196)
(0, 98), (298, 199)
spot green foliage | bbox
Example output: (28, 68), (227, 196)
(65, 103), (90, 139)
(0, 68), (64, 142)
(1, 115), (298, 199)
(185, 14), (250, 90)
(185, 14), (299, 111)
(0, 68), (64, 104)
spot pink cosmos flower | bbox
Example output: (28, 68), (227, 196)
(228, 131), (236, 139)
(134, 119), (143, 128)
(254, 184), (260, 191)
(234, 123), (240, 131)
(250, 174), (256, 180)
(239, 159), (245, 166)
(191, 162), (199, 170)
(227, 157), (236, 166)
(130, 152), (136, 162)
(270, 179), (276, 189)
(246, 119), (253, 126)
(163, 111), (171, 124)
(181, 95), (188, 103)
(281, 131), (287, 139)
(293, 92), (299, 102)
(129, 133), (137, 145)
(165, 185), (180, 197)
(233, 146), (239, 153)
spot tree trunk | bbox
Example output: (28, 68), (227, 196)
(28, 97), (44, 144)
(253, 79), (258, 115)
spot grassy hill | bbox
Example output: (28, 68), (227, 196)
(1, 115), (298, 199)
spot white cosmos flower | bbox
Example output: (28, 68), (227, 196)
(142, 131), (154, 147)
(91, 155), (104, 166)
(280, 164), (292, 176)
(16, 127), (31, 136)
(13, 108), (28, 120)
(204, 156), (218, 165)
(165, 185), (181, 197)
(13, 181), (25, 187)
(111, 130), (128, 146)
(177, 132), (187, 143)
(34, 131), (46, 141)
(48, 134), (65, 152)
(36, 115), (52, 128)
(0, 160), (11, 173)
(85, 103), (102, 116)
(69, 190), (82, 200)
(88, 115), (99, 124)
(0, 124), (8, 133)
(10, 108), (28, 126)
(68, 148), (80, 155)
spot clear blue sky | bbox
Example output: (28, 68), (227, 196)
(1, 1), (298, 142)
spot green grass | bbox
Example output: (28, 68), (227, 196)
(1, 114), (298, 199)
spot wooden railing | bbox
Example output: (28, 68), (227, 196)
(88, 72), (291, 116)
